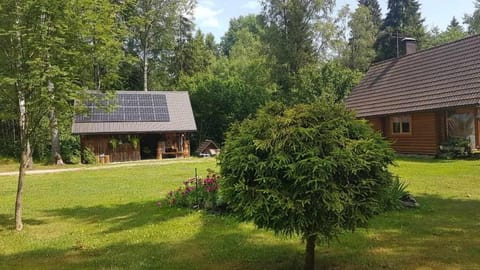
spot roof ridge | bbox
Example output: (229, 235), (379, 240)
(370, 34), (480, 67)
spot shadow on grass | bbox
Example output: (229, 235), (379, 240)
(3, 195), (480, 269)
(44, 201), (189, 234)
(0, 214), (45, 232)
(394, 156), (451, 164)
(317, 194), (480, 269)
(395, 155), (480, 164)
(0, 212), (302, 270)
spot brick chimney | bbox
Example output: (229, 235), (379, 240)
(402, 37), (417, 55)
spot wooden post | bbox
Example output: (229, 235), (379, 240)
(157, 141), (164, 160)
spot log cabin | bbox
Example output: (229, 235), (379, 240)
(72, 91), (197, 162)
(346, 35), (480, 155)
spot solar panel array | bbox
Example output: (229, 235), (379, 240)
(75, 93), (170, 123)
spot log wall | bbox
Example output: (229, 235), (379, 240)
(367, 113), (439, 155)
(366, 107), (480, 155)
(385, 112), (439, 155)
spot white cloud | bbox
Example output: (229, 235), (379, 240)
(242, 1), (260, 10)
(194, 4), (223, 28)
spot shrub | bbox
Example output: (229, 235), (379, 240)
(378, 176), (409, 212)
(81, 147), (97, 164)
(60, 135), (81, 164)
(164, 170), (221, 210)
(438, 137), (471, 159)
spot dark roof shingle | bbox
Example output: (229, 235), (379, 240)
(346, 35), (480, 117)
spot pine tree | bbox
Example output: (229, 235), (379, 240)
(358, 0), (382, 28)
(375, 0), (426, 61)
(449, 17), (461, 29)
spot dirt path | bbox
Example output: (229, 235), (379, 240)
(0, 158), (213, 177)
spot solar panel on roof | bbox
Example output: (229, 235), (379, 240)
(75, 93), (170, 123)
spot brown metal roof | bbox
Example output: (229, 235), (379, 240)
(72, 91), (197, 134)
(346, 35), (480, 117)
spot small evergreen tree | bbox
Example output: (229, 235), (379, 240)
(220, 101), (395, 270)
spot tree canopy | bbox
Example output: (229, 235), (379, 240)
(358, 0), (382, 28)
(345, 5), (377, 71)
(464, 0), (480, 35)
(375, 0), (426, 61)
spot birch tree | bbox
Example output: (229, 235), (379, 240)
(0, 0), (124, 231)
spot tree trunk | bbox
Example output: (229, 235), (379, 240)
(48, 81), (63, 165)
(304, 234), (317, 270)
(14, 1), (28, 231)
(143, 25), (149, 92)
(15, 142), (28, 231)
(26, 140), (33, 169)
(49, 107), (63, 165)
(15, 90), (28, 231)
(143, 52), (148, 92)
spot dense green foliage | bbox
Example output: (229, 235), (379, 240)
(260, 0), (338, 103)
(293, 62), (363, 103)
(220, 15), (264, 57)
(358, 0), (382, 28)
(464, 0), (480, 35)
(122, 0), (195, 91)
(0, 0), (126, 163)
(345, 5), (377, 71)
(219, 101), (395, 269)
(424, 17), (467, 49)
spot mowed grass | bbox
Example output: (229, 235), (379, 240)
(0, 157), (85, 173)
(1, 157), (480, 269)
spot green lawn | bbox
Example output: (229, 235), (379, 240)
(1, 157), (479, 269)
(0, 157), (85, 173)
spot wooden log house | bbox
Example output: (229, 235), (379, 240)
(346, 35), (480, 155)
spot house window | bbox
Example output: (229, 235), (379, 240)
(391, 115), (411, 134)
(447, 111), (475, 148)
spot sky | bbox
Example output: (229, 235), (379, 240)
(194, 0), (476, 41)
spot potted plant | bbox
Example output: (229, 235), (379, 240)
(109, 137), (118, 150)
(130, 136), (140, 150)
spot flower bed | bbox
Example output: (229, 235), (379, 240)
(161, 170), (222, 210)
